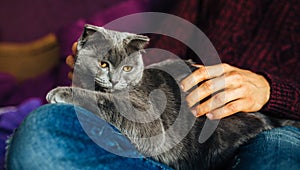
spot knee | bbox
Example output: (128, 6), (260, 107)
(257, 126), (300, 146)
(5, 104), (77, 169)
(26, 103), (76, 126)
(232, 126), (300, 169)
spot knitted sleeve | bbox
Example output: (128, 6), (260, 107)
(261, 73), (300, 120)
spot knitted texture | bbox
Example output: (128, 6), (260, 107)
(152, 0), (300, 119)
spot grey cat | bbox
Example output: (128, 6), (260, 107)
(47, 24), (300, 170)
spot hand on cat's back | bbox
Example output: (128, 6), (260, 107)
(180, 63), (271, 120)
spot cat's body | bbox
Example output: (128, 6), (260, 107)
(47, 24), (300, 170)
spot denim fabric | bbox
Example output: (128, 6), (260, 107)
(5, 104), (172, 170)
(0, 98), (42, 168)
(5, 104), (300, 170)
(232, 126), (300, 170)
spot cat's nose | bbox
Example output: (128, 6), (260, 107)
(111, 80), (119, 86)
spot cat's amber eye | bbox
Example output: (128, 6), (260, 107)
(123, 66), (133, 72)
(99, 61), (109, 68)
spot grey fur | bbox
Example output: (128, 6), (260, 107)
(47, 25), (300, 170)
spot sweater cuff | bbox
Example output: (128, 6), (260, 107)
(261, 72), (299, 119)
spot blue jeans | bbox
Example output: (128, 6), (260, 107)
(5, 104), (300, 170)
(232, 125), (300, 170)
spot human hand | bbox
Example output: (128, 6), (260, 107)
(180, 63), (270, 120)
(66, 42), (78, 79)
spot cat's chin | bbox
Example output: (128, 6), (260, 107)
(95, 84), (112, 92)
(98, 88), (126, 93)
(95, 84), (124, 93)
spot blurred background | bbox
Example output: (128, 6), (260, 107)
(0, 0), (170, 168)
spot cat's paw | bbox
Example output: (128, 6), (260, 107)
(46, 87), (73, 104)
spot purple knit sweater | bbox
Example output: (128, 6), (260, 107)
(153, 0), (300, 120)
(203, 0), (300, 119)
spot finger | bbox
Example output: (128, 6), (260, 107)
(186, 75), (226, 107)
(68, 71), (73, 80)
(192, 87), (244, 117)
(66, 55), (75, 68)
(72, 42), (78, 54)
(191, 64), (203, 68)
(180, 63), (231, 92)
(186, 70), (242, 108)
(206, 99), (247, 120)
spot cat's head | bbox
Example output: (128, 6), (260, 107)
(76, 24), (149, 92)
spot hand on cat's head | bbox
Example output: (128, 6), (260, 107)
(66, 42), (77, 79)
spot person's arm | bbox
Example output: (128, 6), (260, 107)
(260, 72), (300, 120)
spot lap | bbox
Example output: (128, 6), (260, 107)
(5, 104), (171, 170)
(6, 104), (300, 169)
(232, 126), (300, 170)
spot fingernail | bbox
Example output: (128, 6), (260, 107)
(180, 84), (185, 91)
(206, 113), (213, 120)
(191, 64), (202, 68)
(191, 109), (197, 117)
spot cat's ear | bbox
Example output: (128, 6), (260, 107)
(78, 24), (98, 48)
(124, 35), (150, 52)
(83, 24), (98, 38)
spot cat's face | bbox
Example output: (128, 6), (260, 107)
(94, 50), (145, 92)
(75, 24), (149, 92)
